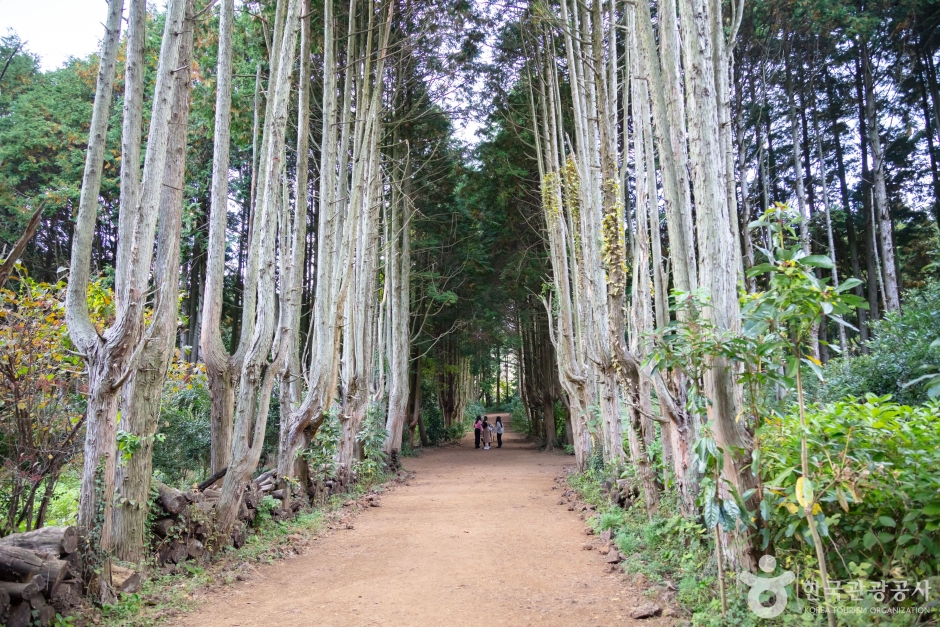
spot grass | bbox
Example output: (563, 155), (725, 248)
(567, 469), (931, 627)
(86, 472), (397, 627)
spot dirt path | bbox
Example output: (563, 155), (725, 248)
(182, 418), (666, 627)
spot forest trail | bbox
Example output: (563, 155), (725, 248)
(181, 417), (665, 627)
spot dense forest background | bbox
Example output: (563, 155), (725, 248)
(0, 0), (939, 621)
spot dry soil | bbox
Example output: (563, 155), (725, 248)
(181, 417), (667, 627)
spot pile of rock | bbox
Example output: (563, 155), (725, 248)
(600, 477), (639, 508)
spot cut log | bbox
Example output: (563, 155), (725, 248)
(27, 586), (46, 609)
(0, 580), (39, 602)
(197, 466), (228, 492)
(243, 491), (259, 509)
(111, 565), (141, 594)
(153, 518), (176, 538)
(63, 550), (82, 579)
(36, 559), (67, 596)
(0, 586), (9, 618)
(203, 488), (222, 500)
(185, 490), (205, 504)
(154, 480), (188, 515)
(231, 526), (245, 549)
(0, 526), (79, 555)
(38, 603), (56, 626)
(186, 539), (205, 559)
(158, 541), (188, 565)
(6, 601), (31, 627)
(0, 545), (44, 579)
(195, 501), (216, 514)
(254, 469), (276, 485)
(51, 581), (79, 613)
(272, 489), (285, 500)
(238, 499), (250, 519)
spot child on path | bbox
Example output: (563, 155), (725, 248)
(473, 416), (482, 449)
(495, 417), (504, 448)
(482, 417), (492, 449)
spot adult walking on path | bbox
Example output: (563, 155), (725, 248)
(495, 416), (504, 448)
(473, 416), (483, 449)
(181, 416), (656, 627)
(481, 416), (492, 449)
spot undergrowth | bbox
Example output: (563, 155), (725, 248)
(569, 467), (933, 627)
(93, 471), (394, 627)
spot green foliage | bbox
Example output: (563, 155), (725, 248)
(253, 495), (280, 527)
(508, 396), (533, 436)
(465, 400), (486, 422)
(694, 437), (746, 533)
(761, 395), (940, 581)
(744, 205), (868, 387)
(812, 282), (940, 404)
(0, 275), (87, 531)
(300, 407), (341, 482)
(421, 399), (448, 444)
(354, 403), (388, 483)
(151, 367), (211, 487)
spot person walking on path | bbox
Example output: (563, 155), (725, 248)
(495, 417), (504, 448)
(474, 416), (483, 449)
(482, 417), (492, 450)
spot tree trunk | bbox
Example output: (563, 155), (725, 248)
(860, 40), (900, 311)
(66, 1), (187, 591)
(201, 0), (239, 475)
(828, 72), (868, 345)
(217, 0), (304, 533)
(678, 0), (756, 570)
(113, 0), (194, 561)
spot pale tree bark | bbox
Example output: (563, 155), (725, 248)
(280, 0), (394, 486)
(784, 34), (811, 255)
(639, 0), (696, 294)
(337, 0), (394, 469)
(66, 0), (187, 586)
(677, 0), (756, 570)
(66, 0), (125, 549)
(113, 0), (195, 562)
(217, 0), (304, 533)
(861, 40), (900, 311)
(628, 0), (698, 514)
(624, 19), (662, 515)
(812, 104), (848, 352)
(276, 0), (311, 509)
(591, 0), (627, 466)
(556, 0), (624, 464)
(527, 34), (591, 469)
(406, 356), (423, 448)
(385, 139), (413, 457)
(200, 0), (237, 474)
(734, 65), (757, 293)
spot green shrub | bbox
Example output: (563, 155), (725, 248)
(300, 407), (341, 481)
(812, 282), (940, 405)
(354, 402), (388, 482)
(152, 372), (211, 487)
(760, 395), (940, 582)
(422, 401), (447, 444)
(508, 396), (531, 435)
